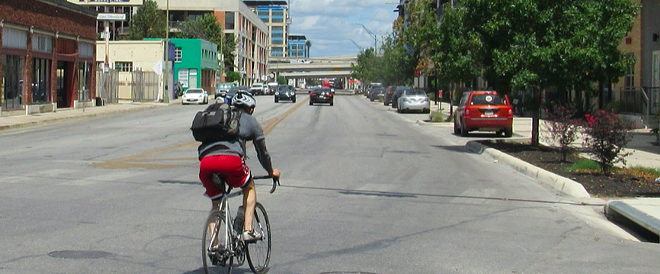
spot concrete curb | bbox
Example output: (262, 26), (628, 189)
(465, 141), (592, 198)
(605, 200), (660, 238)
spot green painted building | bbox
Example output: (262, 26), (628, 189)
(146, 38), (220, 94)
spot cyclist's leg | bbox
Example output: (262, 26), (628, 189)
(242, 178), (257, 231)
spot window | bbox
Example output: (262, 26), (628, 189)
(175, 47), (182, 62)
(225, 12), (235, 30)
(32, 58), (52, 104)
(624, 53), (635, 90)
(272, 26), (283, 33)
(271, 37), (283, 45)
(2, 54), (25, 110)
(114, 62), (133, 72)
(33, 34), (53, 53)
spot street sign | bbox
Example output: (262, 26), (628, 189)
(97, 13), (127, 21)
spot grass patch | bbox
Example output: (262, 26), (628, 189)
(429, 111), (444, 122)
(565, 159), (660, 180)
(565, 159), (600, 172)
(624, 166), (660, 181)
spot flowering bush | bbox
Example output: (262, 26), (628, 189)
(582, 109), (632, 174)
(544, 103), (582, 162)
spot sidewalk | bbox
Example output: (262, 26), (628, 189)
(0, 99), (180, 131)
(424, 101), (660, 242)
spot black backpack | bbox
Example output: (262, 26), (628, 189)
(190, 102), (242, 143)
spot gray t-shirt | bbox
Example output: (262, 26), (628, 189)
(197, 111), (273, 173)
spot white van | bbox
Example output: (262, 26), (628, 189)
(266, 82), (279, 95)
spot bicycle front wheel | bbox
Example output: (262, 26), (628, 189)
(203, 210), (233, 274)
(246, 202), (271, 274)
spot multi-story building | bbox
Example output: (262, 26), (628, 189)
(76, 0), (268, 86)
(154, 0), (269, 86)
(244, 0), (289, 57)
(1, 0), (97, 116)
(288, 34), (308, 58)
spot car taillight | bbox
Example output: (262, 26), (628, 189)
(508, 108), (513, 117)
(327, 93), (333, 97)
(465, 108), (470, 116)
(423, 98), (429, 102)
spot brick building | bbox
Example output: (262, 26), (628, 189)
(0, 0), (97, 116)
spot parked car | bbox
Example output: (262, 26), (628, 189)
(275, 85), (296, 103)
(369, 87), (385, 101)
(366, 83), (383, 97)
(454, 90), (513, 137)
(397, 88), (430, 113)
(215, 82), (236, 99)
(309, 88), (334, 106)
(391, 86), (412, 109)
(383, 85), (397, 106)
(182, 88), (208, 105)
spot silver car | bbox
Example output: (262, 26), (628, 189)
(396, 89), (430, 113)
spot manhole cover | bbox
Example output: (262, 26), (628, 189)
(48, 250), (113, 259)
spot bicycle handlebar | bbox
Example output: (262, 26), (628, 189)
(253, 175), (280, 194)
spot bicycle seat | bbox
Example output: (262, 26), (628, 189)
(211, 173), (227, 190)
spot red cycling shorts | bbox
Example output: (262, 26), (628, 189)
(199, 155), (252, 200)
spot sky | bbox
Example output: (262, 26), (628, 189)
(288, 0), (400, 58)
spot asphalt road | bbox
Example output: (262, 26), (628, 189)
(0, 94), (658, 273)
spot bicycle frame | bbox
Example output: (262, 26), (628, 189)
(204, 174), (279, 274)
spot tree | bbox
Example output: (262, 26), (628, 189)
(178, 13), (237, 69)
(399, 0), (440, 74)
(452, 0), (639, 146)
(127, 0), (166, 40)
(225, 70), (241, 83)
(305, 40), (312, 58)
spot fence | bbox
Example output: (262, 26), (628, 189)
(620, 87), (660, 128)
(96, 69), (119, 104)
(131, 69), (159, 102)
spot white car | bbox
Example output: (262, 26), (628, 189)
(182, 88), (208, 105)
(250, 83), (265, 95)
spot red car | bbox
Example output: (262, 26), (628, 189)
(454, 91), (513, 137)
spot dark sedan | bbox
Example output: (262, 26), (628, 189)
(275, 85), (296, 103)
(309, 88), (334, 106)
(391, 86), (412, 109)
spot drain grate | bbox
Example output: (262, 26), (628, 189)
(48, 250), (113, 259)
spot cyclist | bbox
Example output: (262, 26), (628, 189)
(198, 91), (280, 242)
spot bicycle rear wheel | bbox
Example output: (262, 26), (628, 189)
(203, 210), (233, 274)
(246, 202), (271, 274)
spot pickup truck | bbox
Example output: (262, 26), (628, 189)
(250, 83), (265, 95)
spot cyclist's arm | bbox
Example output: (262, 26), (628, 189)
(253, 137), (274, 176)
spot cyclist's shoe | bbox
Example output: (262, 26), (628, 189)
(242, 229), (262, 243)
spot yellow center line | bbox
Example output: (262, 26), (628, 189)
(92, 97), (309, 170)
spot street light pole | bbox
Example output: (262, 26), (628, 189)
(356, 23), (377, 54)
(164, 0), (170, 103)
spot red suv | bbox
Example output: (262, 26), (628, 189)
(454, 91), (513, 137)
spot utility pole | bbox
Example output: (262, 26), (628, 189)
(164, 0), (170, 103)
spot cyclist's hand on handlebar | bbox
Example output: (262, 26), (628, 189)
(271, 168), (280, 179)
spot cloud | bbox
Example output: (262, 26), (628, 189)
(288, 0), (399, 57)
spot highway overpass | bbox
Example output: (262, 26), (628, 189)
(268, 55), (357, 79)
